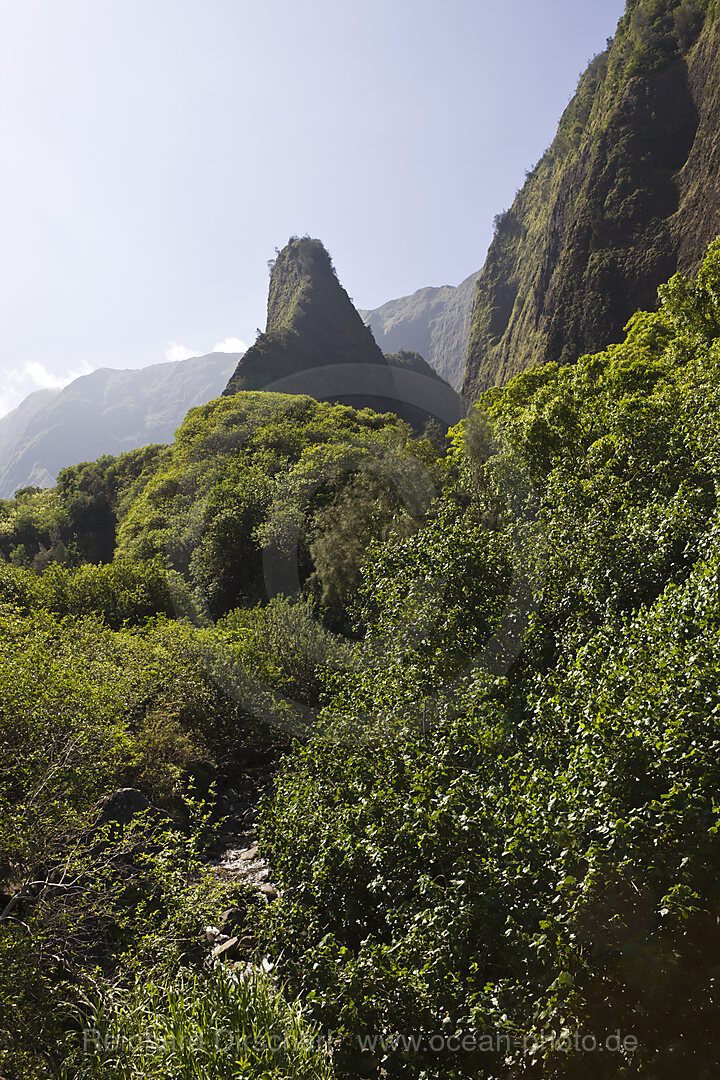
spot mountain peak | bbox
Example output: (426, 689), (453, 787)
(223, 237), (464, 429)
(266, 237), (346, 332)
(223, 237), (386, 399)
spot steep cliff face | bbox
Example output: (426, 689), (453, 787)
(463, 0), (720, 400)
(224, 238), (463, 427)
(359, 270), (480, 389)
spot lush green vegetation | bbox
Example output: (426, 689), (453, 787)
(115, 390), (440, 621)
(0, 445), (165, 569)
(80, 965), (335, 1080)
(258, 238), (720, 1078)
(3, 239), (720, 1078)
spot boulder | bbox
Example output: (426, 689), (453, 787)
(212, 936), (240, 961)
(94, 788), (150, 828)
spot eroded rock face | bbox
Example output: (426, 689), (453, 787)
(463, 3), (720, 400)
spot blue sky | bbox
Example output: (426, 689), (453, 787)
(0, 0), (626, 414)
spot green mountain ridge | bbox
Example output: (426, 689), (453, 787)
(463, 0), (720, 399)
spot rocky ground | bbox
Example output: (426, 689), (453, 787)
(203, 770), (280, 964)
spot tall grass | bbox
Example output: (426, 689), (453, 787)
(77, 964), (335, 1080)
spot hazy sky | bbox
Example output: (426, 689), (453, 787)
(0, 0), (626, 415)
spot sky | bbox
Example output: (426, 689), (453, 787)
(0, 0), (627, 416)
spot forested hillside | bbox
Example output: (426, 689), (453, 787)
(2, 230), (720, 1077)
(0, 352), (239, 499)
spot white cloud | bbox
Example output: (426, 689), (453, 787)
(11, 358), (93, 390)
(165, 342), (199, 363)
(0, 336), (249, 419)
(212, 337), (247, 353)
(0, 388), (24, 416)
(165, 338), (247, 363)
(22, 360), (83, 390)
(0, 358), (95, 417)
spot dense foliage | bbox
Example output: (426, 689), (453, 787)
(0, 603), (300, 1076)
(259, 238), (720, 1078)
(3, 239), (720, 1078)
(0, 445), (164, 569)
(116, 391), (440, 620)
(80, 965), (335, 1080)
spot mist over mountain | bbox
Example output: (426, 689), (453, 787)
(0, 352), (239, 499)
(463, 0), (720, 399)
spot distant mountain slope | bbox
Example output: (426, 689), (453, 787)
(463, 0), (720, 400)
(0, 351), (239, 498)
(359, 269), (480, 390)
(382, 349), (446, 383)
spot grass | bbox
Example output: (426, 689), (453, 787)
(76, 963), (335, 1080)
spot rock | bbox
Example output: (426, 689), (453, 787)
(206, 927), (230, 946)
(88, 787), (169, 849)
(212, 936), (239, 961)
(185, 757), (215, 794)
(219, 906), (244, 934)
(353, 1052), (381, 1077)
(239, 844), (259, 862)
(462, 13), (720, 399)
(258, 883), (278, 900)
(94, 788), (150, 828)
(223, 238), (393, 416)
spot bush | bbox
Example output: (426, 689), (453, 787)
(1, 796), (258, 1078)
(674, 1), (704, 48)
(0, 446), (165, 570)
(116, 392), (432, 620)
